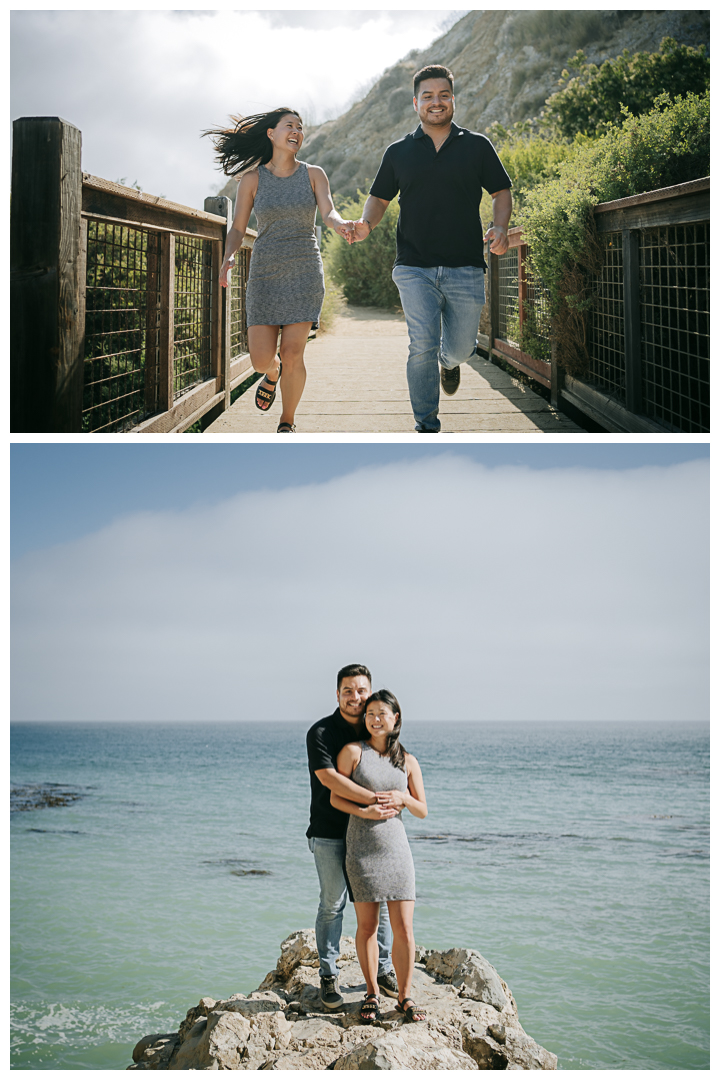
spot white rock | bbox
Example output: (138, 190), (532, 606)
(130, 930), (557, 1071)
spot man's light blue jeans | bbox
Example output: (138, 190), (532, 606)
(308, 837), (393, 979)
(392, 264), (486, 432)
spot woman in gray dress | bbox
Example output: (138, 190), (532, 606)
(208, 107), (353, 432)
(330, 690), (428, 1025)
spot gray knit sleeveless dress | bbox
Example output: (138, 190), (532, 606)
(245, 161), (325, 327)
(345, 743), (416, 903)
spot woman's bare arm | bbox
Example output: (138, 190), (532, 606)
(401, 754), (428, 818)
(330, 789), (399, 820)
(308, 165), (353, 240)
(330, 743), (398, 819)
(219, 170), (258, 286)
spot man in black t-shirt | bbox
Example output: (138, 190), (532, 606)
(306, 664), (400, 1009)
(350, 64), (513, 432)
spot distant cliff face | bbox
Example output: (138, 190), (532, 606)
(297, 8), (709, 197)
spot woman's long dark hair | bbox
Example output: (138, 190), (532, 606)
(364, 690), (406, 771)
(203, 107), (303, 176)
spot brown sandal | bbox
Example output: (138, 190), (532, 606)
(395, 997), (426, 1022)
(359, 994), (380, 1024)
(255, 358), (281, 411)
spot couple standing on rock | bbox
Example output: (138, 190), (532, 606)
(209, 64), (512, 432)
(305, 664), (427, 1026)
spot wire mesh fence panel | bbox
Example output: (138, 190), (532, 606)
(497, 250), (519, 344)
(229, 247), (251, 358)
(522, 264), (552, 361)
(173, 236), (213, 398)
(83, 221), (159, 432)
(587, 232), (625, 401)
(639, 222), (709, 432)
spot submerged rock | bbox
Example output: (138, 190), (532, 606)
(128, 929), (557, 1070)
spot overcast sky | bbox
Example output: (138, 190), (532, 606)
(11, 445), (709, 724)
(11, 8), (465, 208)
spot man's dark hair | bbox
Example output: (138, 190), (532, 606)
(337, 664), (372, 691)
(413, 64), (454, 98)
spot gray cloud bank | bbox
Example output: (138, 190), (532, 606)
(11, 9), (451, 207)
(12, 459), (709, 723)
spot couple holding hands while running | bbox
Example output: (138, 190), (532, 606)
(306, 665), (427, 1025)
(208, 64), (512, 433)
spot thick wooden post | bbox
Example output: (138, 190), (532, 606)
(622, 228), (642, 414)
(204, 195), (232, 414)
(11, 117), (85, 431)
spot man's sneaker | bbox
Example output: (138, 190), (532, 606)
(377, 970), (399, 998)
(440, 364), (461, 395)
(320, 975), (344, 1009)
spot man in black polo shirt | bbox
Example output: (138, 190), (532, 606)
(306, 664), (399, 1009)
(351, 64), (513, 432)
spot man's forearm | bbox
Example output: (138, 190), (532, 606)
(491, 189), (512, 232)
(319, 768), (375, 805)
(360, 195), (389, 231)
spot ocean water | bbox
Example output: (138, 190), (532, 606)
(10, 721), (709, 1070)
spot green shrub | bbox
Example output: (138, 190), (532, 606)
(323, 193), (401, 309)
(521, 90), (709, 298)
(518, 91), (709, 374)
(487, 125), (572, 209)
(542, 37), (709, 139)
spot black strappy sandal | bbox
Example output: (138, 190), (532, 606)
(255, 358), (281, 411)
(276, 422), (296, 432)
(359, 994), (380, 1024)
(395, 997), (426, 1022)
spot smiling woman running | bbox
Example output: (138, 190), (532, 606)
(330, 690), (428, 1025)
(206, 108), (353, 432)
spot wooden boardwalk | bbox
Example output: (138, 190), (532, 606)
(207, 305), (583, 434)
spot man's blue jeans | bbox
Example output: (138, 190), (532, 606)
(308, 837), (392, 979)
(392, 264), (486, 432)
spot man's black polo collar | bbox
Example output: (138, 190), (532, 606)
(412, 121), (464, 147)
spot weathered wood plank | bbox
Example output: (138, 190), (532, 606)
(594, 190), (710, 232)
(11, 117), (85, 431)
(594, 176), (709, 214)
(561, 376), (672, 434)
(133, 378), (223, 433)
(82, 176), (257, 245)
(492, 342), (551, 389)
(229, 354), (254, 390)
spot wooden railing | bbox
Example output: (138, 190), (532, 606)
(483, 177), (710, 433)
(11, 116), (255, 433)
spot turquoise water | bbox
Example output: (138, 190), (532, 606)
(11, 721), (709, 1070)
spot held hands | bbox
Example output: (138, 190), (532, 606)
(333, 219), (372, 244)
(375, 789), (406, 811)
(484, 225), (509, 256)
(364, 802), (398, 820)
(219, 255), (235, 288)
(351, 219), (371, 243)
(334, 219), (355, 244)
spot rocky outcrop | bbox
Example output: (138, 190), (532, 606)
(129, 929), (557, 1070)
(298, 9), (709, 196)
